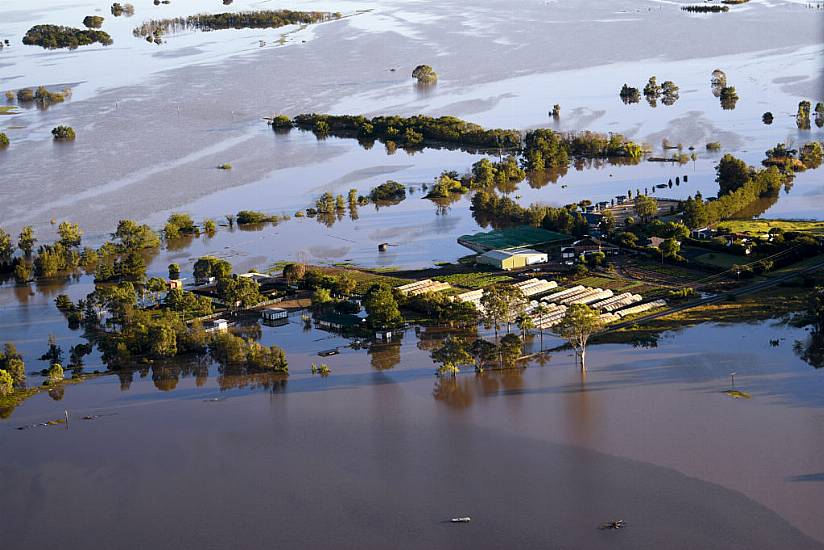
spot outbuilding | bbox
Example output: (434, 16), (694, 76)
(477, 248), (548, 270)
(262, 307), (288, 325)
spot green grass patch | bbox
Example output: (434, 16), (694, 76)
(691, 251), (751, 269)
(0, 106), (19, 115)
(434, 272), (514, 289)
(718, 219), (824, 237)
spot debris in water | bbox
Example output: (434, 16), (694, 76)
(450, 517), (471, 523)
(17, 418), (66, 430)
(599, 520), (625, 530)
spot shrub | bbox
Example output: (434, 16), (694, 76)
(369, 180), (406, 202)
(83, 16), (105, 29)
(17, 89), (34, 102)
(164, 212), (197, 237)
(51, 126), (76, 140)
(23, 25), (113, 49)
(218, 163), (232, 170)
(0, 133), (8, 148)
(270, 114), (291, 128)
(719, 86), (738, 109)
(111, 3), (135, 17)
(236, 210), (277, 224)
(619, 84), (640, 104)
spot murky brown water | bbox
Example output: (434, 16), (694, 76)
(3, 320), (824, 548)
(3, 1), (824, 547)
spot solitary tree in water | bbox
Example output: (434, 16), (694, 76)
(555, 304), (604, 371)
(432, 336), (472, 378)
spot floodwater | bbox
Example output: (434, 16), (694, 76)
(3, 0), (824, 547)
(0, 0), (822, 242)
(4, 320), (824, 548)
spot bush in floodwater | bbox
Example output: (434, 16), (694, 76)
(111, 3), (135, 17)
(369, 180), (406, 202)
(719, 86), (738, 110)
(706, 142), (721, 151)
(762, 112), (773, 125)
(236, 210), (277, 224)
(22, 24), (113, 50)
(797, 100), (811, 130)
(83, 16), (105, 29)
(661, 80), (679, 106)
(4, 90), (14, 102)
(51, 125), (76, 140)
(218, 163), (232, 170)
(35, 86), (68, 105)
(17, 88), (34, 102)
(619, 84), (640, 104)
(270, 114), (292, 129)
(0, 133), (8, 148)
(47, 362), (64, 382)
(412, 64), (437, 83)
(311, 363), (331, 376)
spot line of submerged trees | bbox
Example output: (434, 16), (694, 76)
(276, 113), (644, 172)
(133, 9), (339, 39)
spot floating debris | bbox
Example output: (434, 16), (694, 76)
(599, 520), (625, 530)
(450, 517), (471, 523)
(17, 418), (66, 430)
(724, 390), (752, 399)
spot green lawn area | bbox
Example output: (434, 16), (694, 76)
(717, 219), (824, 237)
(573, 274), (648, 293)
(692, 251), (750, 269)
(434, 272), (514, 289)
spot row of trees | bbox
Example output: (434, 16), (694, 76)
(291, 113), (523, 151)
(431, 301), (605, 377)
(681, 155), (787, 229)
(133, 9), (336, 37)
(522, 129), (643, 171)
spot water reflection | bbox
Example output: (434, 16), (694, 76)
(369, 340), (402, 370)
(433, 369), (526, 410)
(795, 330), (824, 369)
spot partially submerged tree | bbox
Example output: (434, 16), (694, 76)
(554, 304), (604, 371)
(432, 336), (472, 378)
(480, 283), (527, 339)
(364, 284), (403, 329)
(51, 125), (76, 140)
(412, 64), (438, 83)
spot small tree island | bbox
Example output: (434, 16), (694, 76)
(412, 64), (438, 84)
(23, 25), (113, 49)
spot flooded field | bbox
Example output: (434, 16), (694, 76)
(3, 321), (824, 549)
(2, 0), (824, 548)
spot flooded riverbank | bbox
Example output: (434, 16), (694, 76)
(3, 320), (824, 548)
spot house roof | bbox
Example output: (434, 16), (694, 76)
(480, 248), (547, 261)
(574, 237), (614, 247)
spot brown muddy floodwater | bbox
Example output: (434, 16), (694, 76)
(3, 319), (824, 549)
